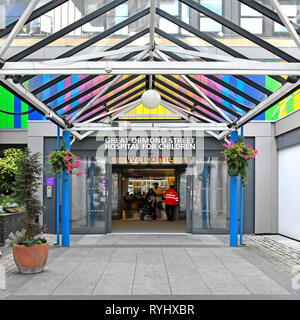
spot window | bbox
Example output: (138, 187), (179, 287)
(115, 3), (129, 35)
(199, 0), (222, 33)
(274, 5), (298, 33)
(158, 0), (190, 35)
(240, 3), (263, 35)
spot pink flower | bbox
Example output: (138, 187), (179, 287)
(241, 148), (244, 152)
(255, 150), (258, 154)
(76, 156), (79, 159)
(77, 173), (80, 177)
(80, 172), (83, 175)
(245, 155), (249, 160)
(223, 144), (227, 147)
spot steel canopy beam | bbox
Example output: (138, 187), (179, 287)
(31, 28), (149, 95)
(0, 0), (68, 38)
(238, 0), (300, 34)
(2, 61), (300, 75)
(155, 12), (285, 85)
(18, 8), (150, 83)
(0, 76), (81, 140)
(179, 0), (299, 62)
(154, 48), (233, 123)
(7, 0), (129, 62)
(155, 28), (274, 95)
(0, 0), (40, 59)
(235, 79), (300, 127)
(268, 0), (300, 55)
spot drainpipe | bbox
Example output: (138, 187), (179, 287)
(54, 126), (60, 245)
(240, 126), (246, 246)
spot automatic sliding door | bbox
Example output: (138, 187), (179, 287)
(191, 156), (229, 234)
(71, 156), (109, 233)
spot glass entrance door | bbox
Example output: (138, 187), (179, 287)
(71, 155), (109, 233)
(191, 156), (229, 233)
(178, 168), (192, 232)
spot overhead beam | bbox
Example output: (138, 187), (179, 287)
(155, 28), (274, 94)
(31, 29), (149, 95)
(235, 79), (300, 127)
(156, 76), (245, 117)
(0, 0), (68, 38)
(0, 76), (81, 140)
(161, 75), (251, 112)
(238, 0), (300, 34)
(179, 0), (299, 62)
(62, 77), (146, 117)
(161, 100), (215, 123)
(76, 85), (146, 122)
(67, 49), (148, 122)
(268, 0), (300, 55)
(80, 99), (142, 124)
(155, 14), (286, 85)
(2, 61), (300, 75)
(155, 49), (233, 123)
(0, 0), (39, 59)
(18, 9), (150, 83)
(7, 0), (129, 62)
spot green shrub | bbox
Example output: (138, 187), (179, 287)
(0, 148), (24, 195)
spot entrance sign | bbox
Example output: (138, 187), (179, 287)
(104, 137), (196, 151)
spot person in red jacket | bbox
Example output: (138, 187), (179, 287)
(163, 185), (179, 221)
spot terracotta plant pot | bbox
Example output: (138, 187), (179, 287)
(12, 242), (49, 274)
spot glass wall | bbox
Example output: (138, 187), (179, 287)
(191, 156), (229, 233)
(71, 155), (108, 233)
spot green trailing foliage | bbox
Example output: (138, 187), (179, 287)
(0, 148), (24, 195)
(48, 139), (82, 176)
(222, 137), (258, 187)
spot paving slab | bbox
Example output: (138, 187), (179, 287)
(1, 234), (300, 298)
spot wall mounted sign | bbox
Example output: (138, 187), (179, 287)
(46, 177), (55, 186)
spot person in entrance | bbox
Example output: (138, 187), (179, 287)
(163, 185), (179, 221)
(153, 182), (164, 219)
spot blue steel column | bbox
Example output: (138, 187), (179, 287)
(54, 126), (60, 245)
(62, 130), (70, 247)
(230, 130), (238, 247)
(240, 126), (246, 245)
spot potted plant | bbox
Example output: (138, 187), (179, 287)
(222, 138), (258, 186)
(5, 149), (48, 274)
(48, 139), (82, 176)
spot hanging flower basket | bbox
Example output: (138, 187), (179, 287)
(48, 139), (82, 176)
(222, 138), (258, 187)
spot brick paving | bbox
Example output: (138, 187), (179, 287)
(244, 235), (300, 273)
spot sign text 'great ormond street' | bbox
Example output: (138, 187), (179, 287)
(104, 137), (196, 150)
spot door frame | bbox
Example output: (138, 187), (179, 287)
(110, 164), (189, 232)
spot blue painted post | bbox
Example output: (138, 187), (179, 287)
(202, 159), (208, 229)
(54, 126), (60, 245)
(62, 130), (70, 247)
(230, 130), (239, 247)
(240, 126), (246, 246)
